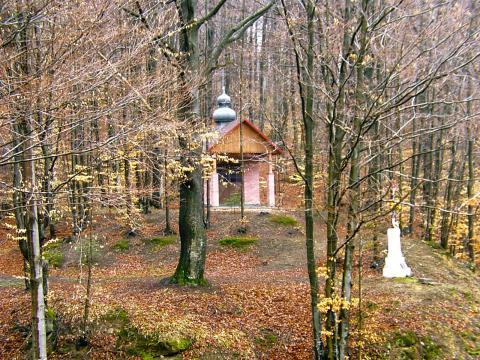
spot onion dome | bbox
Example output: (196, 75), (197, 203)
(213, 88), (236, 125)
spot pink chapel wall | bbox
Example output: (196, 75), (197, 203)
(244, 162), (261, 205)
(247, 161), (275, 207)
(203, 160), (277, 207)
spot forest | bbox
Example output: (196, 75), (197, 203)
(0, 0), (479, 359)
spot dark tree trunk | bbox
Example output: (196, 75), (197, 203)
(171, 0), (207, 286)
(163, 150), (173, 235)
(282, 1), (322, 356)
(258, 16), (268, 131)
(440, 140), (457, 249)
(408, 102), (421, 234)
(171, 0), (274, 285)
(338, 2), (368, 355)
(426, 125), (444, 243)
(12, 121), (29, 290)
(152, 147), (163, 209)
(466, 128), (475, 263)
(449, 148), (466, 255)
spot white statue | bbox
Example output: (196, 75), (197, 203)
(383, 189), (412, 278)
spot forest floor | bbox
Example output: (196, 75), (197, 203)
(0, 208), (479, 359)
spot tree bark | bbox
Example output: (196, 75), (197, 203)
(171, 0), (207, 285)
(466, 127), (475, 263)
(426, 124), (444, 243)
(172, 0), (274, 285)
(281, 1), (322, 356)
(338, 2), (368, 356)
(408, 101), (421, 234)
(22, 115), (48, 360)
(440, 140), (457, 249)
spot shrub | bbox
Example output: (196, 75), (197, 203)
(73, 238), (102, 265)
(42, 240), (65, 268)
(43, 249), (64, 268)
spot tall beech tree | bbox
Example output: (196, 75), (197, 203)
(170, 0), (275, 285)
(281, 0), (322, 357)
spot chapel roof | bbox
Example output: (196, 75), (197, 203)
(208, 118), (282, 155)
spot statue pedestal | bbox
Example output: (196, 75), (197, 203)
(383, 227), (412, 278)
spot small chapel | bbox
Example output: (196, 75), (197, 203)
(204, 90), (282, 207)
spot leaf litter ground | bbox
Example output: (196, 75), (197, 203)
(0, 209), (479, 359)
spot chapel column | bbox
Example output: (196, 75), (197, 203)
(210, 160), (220, 207)
(267, 153), (275, 207)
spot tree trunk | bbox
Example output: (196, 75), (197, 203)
(171, 0), (274, 285)
(12, 121), (29, 290)
(172, 160), (207, 284)
(152, 147), (163, 209)
(239, 0), (246, 222)
(466, 127), (475, 263)
(426, 125), (444, 243)
(164, 150), (173, 235)
(408, 103), (421, 234)
(258, 16), (268, 131)
(449, 148), (466, 255)
(325, 0), (353, 353)
(124, 155), (134, 234)
(338, 4), (367, 360)
(440, 140), (457, 249)
(171, 0), (207, 286)
(302, 4), (323, 356)
(282, 1), (322, 356)
(338, 2), (368, 355)
(22, 116), (48, 360)
(422, 138), (434, 240)
(369, 119), (381, 266)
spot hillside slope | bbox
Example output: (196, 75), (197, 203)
(0, 209), (479, 359)
(363, 234), (480, 359)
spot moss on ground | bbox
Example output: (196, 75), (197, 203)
(224, 192), (241, 206)
(255, 328), (278, 348)
(102, 307), (130, 325)
(393, 277), (417, 284)
(421, 337), (443, 360)
(394, 331), (418, 347)
(269, 214), (298, 226)
(148, 235), (176, 247)
(466, 345), (480, 356)
(113, 239), (129, 251)
(118, 325), (192, 358)
(387, 331), (442, 359)
(101, 307), (193, 358)
(461, 330), (480, 356)
(219, 236), (257, 248)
